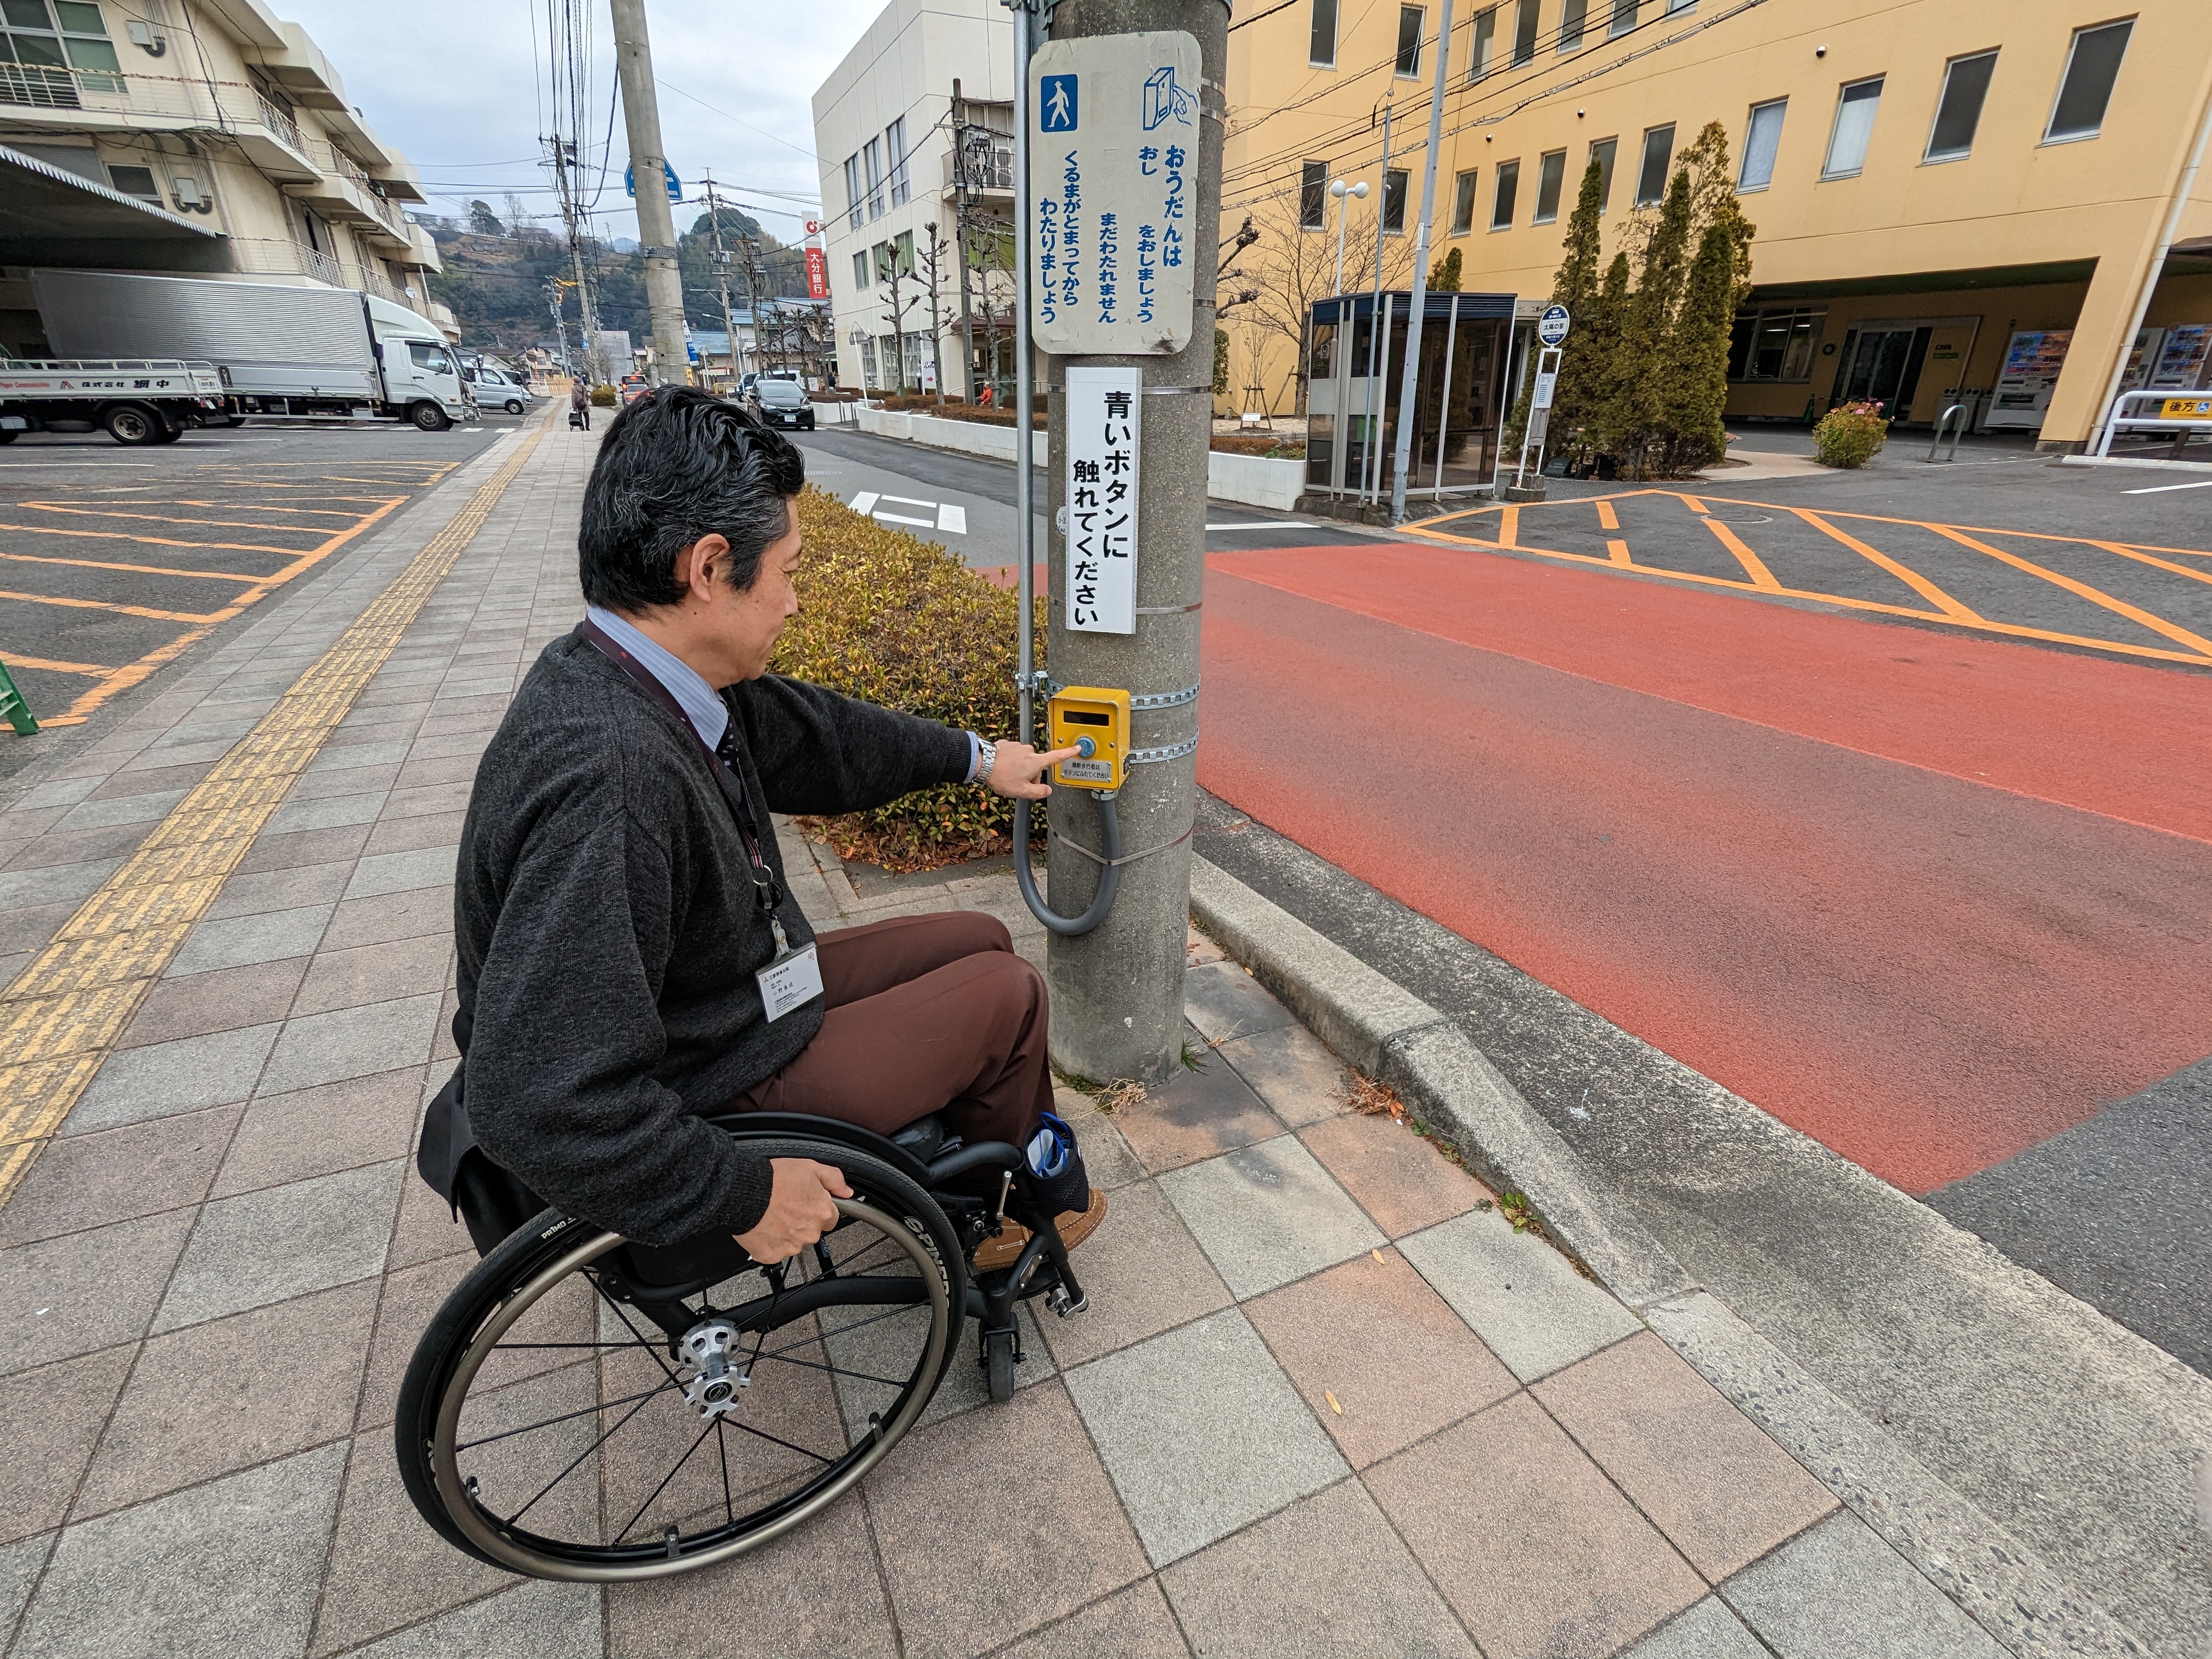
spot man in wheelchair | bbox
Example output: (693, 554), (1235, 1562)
(416, 385), (1107, 1276)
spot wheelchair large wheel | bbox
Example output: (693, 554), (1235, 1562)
(395, 1139), (963, 1581)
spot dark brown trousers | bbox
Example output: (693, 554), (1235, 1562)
(730, 911), (1050, 1152)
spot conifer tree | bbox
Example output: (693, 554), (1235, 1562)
(1612, 167), (1694, 473)
(1677, 121), (1757, 306)
(1544, 157), (1607, 460)
(1429, 246), (1463, 291)
(1582, 250), (1632, 465)
(1657, 224), (1735, 473)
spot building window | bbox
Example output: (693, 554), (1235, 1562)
(1726, 306), (1826, 381)
(1739, 98), (1785, 190)
(105, 162), (159, 201)
(1634, 123), (1673, 204)
(1609, 0), (1636, 39)
(1451, 168), (1479, 234)
(1666, 0), (1692, 12)
(2046, 19), (2130, 143)
(1383, 167), (1408, 232)
(1533, 149), (1566, 221)
(894, 228), (915, 276)
(1, 0), (122, 87)
(1822, 77), (1882, 178)
(1470, 6), (1496, 80)
(1300, 160), (1329, 229)
(860, 336), (879, 388)
(844, 154), (864, 229)
(863, 137), (885, 219)
(1926, 50), (1996, 161)
(1490, 160), (1519, 228)
(1588, 136), (1616, 211)
(1512, 0), (1539, 66)
(1395, 5), (1423, 77)
(872, 240), (894, 282)
(886, 116), (910, 207)
(1559, 0), (1586, 48)
(1310, 0), (1338, 66)
(853, 249), (871, 290)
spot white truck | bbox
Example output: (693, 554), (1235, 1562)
(28, 270), (474, 434)
(0, 358), (227, 446)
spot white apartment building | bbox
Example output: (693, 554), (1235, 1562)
(0, 0), (450, 353)
(812, 0), (1016, 397)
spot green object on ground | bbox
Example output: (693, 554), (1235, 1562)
(0, 654), (37, 733)
(1813, 403), (1891, 468)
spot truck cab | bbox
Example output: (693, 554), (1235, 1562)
(365, 297), (473, 431)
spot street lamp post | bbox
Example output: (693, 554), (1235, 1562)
(1330, 177), (1367, 296)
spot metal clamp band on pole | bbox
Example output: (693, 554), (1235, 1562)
(1055, 819), (1194, 868)
(1127, 732), (1200, 766)
(1135, 600), (1204, 615)
(1128, 679), (1199, 709)
(1143, 385), (1217, 396)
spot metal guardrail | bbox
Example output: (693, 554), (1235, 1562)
(2094, 388), (2212, 457)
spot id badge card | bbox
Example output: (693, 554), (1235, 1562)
(757, 941), (823, 1022)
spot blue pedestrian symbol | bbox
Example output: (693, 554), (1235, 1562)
(1041, 74), (1077, 131)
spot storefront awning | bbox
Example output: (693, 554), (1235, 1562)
(0, 144), (229, 272)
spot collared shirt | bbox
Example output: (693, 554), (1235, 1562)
(585, 605), (985, 781)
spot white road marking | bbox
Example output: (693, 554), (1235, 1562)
(849, 491), (879, 515)
(873, 511), (936, 527)
(2122, 477), (2212, 494)
(1206, 520), (1316, 531)
(850, 489), (970, 534)
(937, 503), (968, 534)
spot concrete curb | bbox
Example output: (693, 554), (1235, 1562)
(1189, 855), (1695, 1311)
(1186, 851), (2157, 1659)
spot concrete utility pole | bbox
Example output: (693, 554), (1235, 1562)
(608, 0), (691, 385)
(1389, 0), (1453, 521)
(1037, 0), (1228, 1086)
(701, 172), (742, 390)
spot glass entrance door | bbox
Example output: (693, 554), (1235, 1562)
(1836, 325), (1933, 421)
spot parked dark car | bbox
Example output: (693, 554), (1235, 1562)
(751, 377), (815, 431)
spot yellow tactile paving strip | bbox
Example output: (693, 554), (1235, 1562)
(0, 460), (455, 726)
(1407, 489), (2212, 670)
(0, 426), (544, 1203)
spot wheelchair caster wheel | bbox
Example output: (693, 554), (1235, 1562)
(984, 1327), (1018, 1403)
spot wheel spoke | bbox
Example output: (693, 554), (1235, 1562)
(716, 1419), (735, 1528)
(753, 1348), (913, 1389)
(613, 1418), (718, 1545)
(759, 1301), (909, 1358)
(722, 1415), (836, 1465)
(489, 1340), (661, 1351)
(456, 1378), (680, 1453)
(501, 1378), (671, 1529)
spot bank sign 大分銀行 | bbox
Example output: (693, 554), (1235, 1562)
(1029, 31), (1201, 356)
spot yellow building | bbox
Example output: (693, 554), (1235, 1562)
(1222, 0), (2212, 449)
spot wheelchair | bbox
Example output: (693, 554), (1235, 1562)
(393, 1110), (1088, 1582)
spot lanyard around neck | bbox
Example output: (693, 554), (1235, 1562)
(579, 621), (787, 928)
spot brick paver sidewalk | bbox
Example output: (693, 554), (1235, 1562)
(0, 420), (2011, 1657)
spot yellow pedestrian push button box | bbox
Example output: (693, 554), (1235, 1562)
(1048, 686), (1130, 790)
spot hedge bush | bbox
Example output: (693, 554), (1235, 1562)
(1812, 401), (1888, 469)
(775, 486), (1040, 871)
(589, 383), (617, 408)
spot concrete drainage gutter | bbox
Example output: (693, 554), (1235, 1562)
(1187, 852), (2155, 1659)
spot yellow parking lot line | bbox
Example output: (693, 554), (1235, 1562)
(0, 549), (268, 583)
(1793, 509), (1983, 623)
(0, 520), (325, 557)
(5, 652), (109, 675)
(0, 587), (221, 623)
(0, 425), (544, 1195)
(1926, 524), (2212, 659)
(1702, 517), (1782, 591)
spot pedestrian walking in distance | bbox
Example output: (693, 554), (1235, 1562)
(569, 377), (591, 431)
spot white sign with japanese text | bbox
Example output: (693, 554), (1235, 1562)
(1064, 365), (1141, 634)
(1030, 31), (1201, 356)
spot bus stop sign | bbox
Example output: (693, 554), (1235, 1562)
(1538, 304), (1571, 346)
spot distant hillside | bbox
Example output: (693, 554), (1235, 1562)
(421, 205), (811, 350)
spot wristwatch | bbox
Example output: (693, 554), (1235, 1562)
(975, 735), (996, 783)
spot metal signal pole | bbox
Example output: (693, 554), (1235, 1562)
(1389, 0), (1453, 521)
(608, 0), (691, 385)
(701, 172), (742, 390)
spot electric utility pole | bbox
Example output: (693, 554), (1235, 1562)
(609, 0), (691, 385)
(1028, 0), (1228, 1086)
(701, 171), (742, 390)
(1389, 0), (1453, 520)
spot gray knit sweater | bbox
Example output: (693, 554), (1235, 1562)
(430, 627), (972, 1246)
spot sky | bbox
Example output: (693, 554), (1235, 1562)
(280, 0), (884, 245)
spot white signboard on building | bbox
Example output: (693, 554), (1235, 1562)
(1029, 30), (1201, 356)
(1064, 365), (1141, 634)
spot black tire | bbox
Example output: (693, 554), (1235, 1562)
(410, 400), (452, 432)
(151, 422), (184, 444)
(985, 1328), (1016, 1403)
(504, 399), (526, 414)
(395, 1136), (964, 1582)
(223, 414), (249, 428)
(802, 415), (815, 430)
(0, 430), (17, 444)
(101, 403), (162, 445)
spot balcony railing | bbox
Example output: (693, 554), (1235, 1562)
(0, 61), (315, 166)
(311, 142), (409, 238)
(230, 236), (351, 289)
